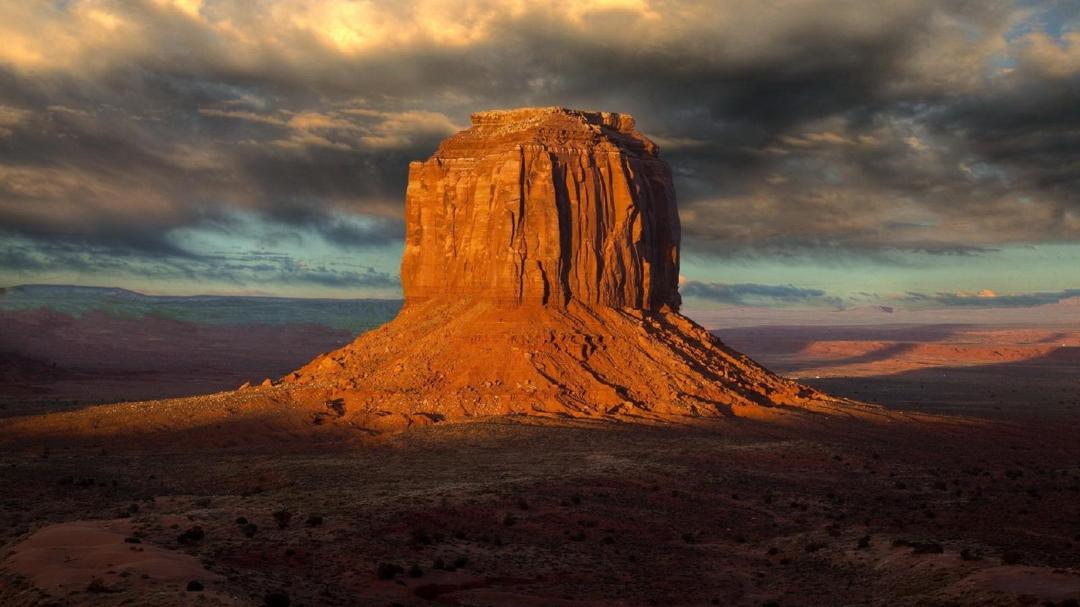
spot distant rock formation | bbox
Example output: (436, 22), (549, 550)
(284, 107), (864, 428)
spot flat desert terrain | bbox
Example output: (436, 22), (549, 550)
(1, 303), (1079, 606)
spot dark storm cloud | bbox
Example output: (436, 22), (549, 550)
(681, 281), (843, 307)
(0, 0), (1077, 281)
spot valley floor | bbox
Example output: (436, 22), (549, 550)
(1, 415), (1079, 606)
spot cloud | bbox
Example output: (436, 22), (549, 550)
(903, 289), (1080, 308)
(680, 281), (843, 307)
(0, 0), (1077, 293)
(0, 235), (400, 291)
(0, 104), (31, 137)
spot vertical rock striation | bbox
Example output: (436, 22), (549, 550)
(401, 107), (681, 310)
(285, 107), (870, 429)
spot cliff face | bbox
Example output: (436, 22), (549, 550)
(281, 107), (867, 429)
(400, 107), (681, 311)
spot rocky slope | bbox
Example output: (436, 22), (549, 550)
(0, 107), (873, 447)
(283, 107), (866, 426)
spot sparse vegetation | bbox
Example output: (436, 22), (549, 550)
(86, 578), (114, 593)
(910, 541), (943, 555)
(264, 591), (290, 607)
(177, 525), (205, 544)
(376, 563), (404, 580)
(272, 509), (292, 529)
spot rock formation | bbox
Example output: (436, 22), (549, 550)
(283, 107), (864, 428)
(400, 107), (680, 310)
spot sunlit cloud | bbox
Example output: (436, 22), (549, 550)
(0, 0), (1077, 296)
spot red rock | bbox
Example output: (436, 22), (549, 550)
(285, 107), (867, 425)
(401, 107), (680, 310)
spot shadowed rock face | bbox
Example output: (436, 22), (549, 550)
(401, 107), (681, 311)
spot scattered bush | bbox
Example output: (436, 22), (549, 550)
(960, 548), (982, 561)
(910, 541), (943, 555)
(305, 514), (324, 527)
(408, 564), (424, 578)
(411, 529), (433, 545)
(86, 578), (114, 593)
(186, 580), (204, 592)
(376, 563), (404, 580)
(177, 526), (205, 545)
(273, 509), (292, 529)
(1002, 550), (1023, 565)
(264, 591), (290, 607)
(857, 535), (871, 550)
(242, 523), (258, 538)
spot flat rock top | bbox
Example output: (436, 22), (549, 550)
(434, 106), (659, 159)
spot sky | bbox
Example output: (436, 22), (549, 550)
(1, 0), (1078, 309)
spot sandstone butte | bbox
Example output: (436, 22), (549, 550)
(0, 107), (880, 446)
(280, 107), (873, 428)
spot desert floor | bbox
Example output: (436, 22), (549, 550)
(1, 314), (1079, 606)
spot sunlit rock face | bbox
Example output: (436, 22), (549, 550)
(283, 107), (862, 426)
(400, 107), (681, 311)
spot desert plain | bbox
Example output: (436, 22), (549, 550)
(2, 294), (1079, 607)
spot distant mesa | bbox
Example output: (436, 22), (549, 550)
(282, 107), (866, 428)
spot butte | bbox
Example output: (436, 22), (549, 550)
(282, 107), (868, 427)
(0, 107), (878, 447)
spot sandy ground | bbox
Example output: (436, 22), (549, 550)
(1, 314), (1078, 605)
(0, 417), (1078, 606)
(717, 324), (1080, 419)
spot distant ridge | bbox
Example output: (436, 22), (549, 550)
(1, 284), (403, 334)
(2, 283), (401, 303)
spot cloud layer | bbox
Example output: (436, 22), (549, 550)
(0, 1), (1078, 294)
